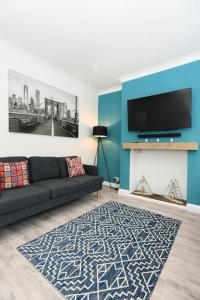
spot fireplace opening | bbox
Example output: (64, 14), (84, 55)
(132, 176), (186, 206)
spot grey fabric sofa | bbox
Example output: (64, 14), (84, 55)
(0, 156), (103, 227)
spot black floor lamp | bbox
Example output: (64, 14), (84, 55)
(93, 126), (112, 188)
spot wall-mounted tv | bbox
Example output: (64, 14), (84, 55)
(128, 88), (192, 132)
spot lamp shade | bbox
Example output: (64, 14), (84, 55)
(93, 126), (107, 137)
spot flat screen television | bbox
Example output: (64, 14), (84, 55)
(128, 88), (191, 131)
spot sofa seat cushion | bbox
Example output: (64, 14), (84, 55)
(0, 185), (50, 215)
(33, 179), (80, 199)
(70, 175), (103, 189)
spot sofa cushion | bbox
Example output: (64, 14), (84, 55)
(70, 175), (103, 189)
(58, 156), (77, 178)
(66, 157), (86, 178)
(29, 157), (60, 183)
(0, 185), (50, 215)
(33, 178), (80, 199)
(0, 160), (30, 190)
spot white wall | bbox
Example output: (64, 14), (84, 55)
(0, 38), (98, 164)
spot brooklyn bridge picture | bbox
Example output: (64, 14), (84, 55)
(8, 70), (79, 138)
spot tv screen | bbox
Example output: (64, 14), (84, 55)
(128, 88), (191, 131)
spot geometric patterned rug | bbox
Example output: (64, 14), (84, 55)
(17, 201), (181, 300)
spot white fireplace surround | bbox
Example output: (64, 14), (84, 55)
(116, 143), (200, 213)
(129, 150), (187, 200)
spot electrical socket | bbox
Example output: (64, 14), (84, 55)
(113, 177), (120, 184)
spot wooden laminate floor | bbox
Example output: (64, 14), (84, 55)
(0, 187), (200, 300)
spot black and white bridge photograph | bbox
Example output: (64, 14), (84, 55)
(9, 70), (79, 138)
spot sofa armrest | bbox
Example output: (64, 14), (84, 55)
(83, 164), (98, 176)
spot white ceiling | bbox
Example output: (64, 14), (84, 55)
(0, 0), (200, 90)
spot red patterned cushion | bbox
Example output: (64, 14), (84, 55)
(0, 160), (30, 190)
(66, 157), (86, 178)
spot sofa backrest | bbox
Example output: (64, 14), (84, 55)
(58, 156), (77, 178)
(29, 156), (60, 183)
(0, 156), (79, 182)
(0, 156), (28, 162)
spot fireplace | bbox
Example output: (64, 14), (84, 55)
(132, 176), (186, 205)
(121, 142), (198, 206)
(129, 149), (187, 205)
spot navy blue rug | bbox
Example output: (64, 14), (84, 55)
(18, 201), (181, 300)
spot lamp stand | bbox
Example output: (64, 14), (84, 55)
(94, 137), (112, 188)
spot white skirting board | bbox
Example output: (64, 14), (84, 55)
(103, 181), (120, 189)
(118, 188), (200, 215)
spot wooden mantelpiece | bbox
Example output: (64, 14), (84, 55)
(123, 142), (198, 151)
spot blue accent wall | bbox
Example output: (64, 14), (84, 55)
(98, 91), (121, 183)
(120, 60), (200, 205)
